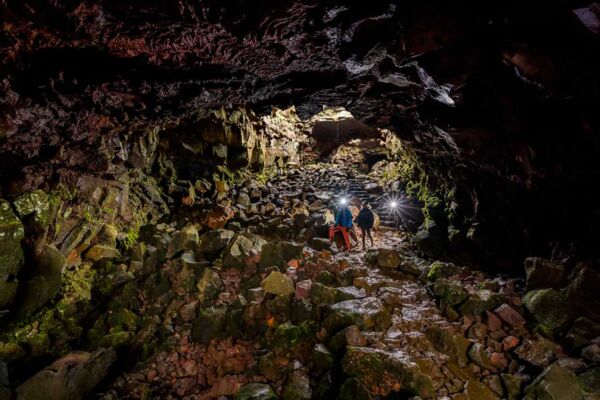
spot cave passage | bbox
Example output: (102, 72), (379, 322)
(1, 1), (600, 400)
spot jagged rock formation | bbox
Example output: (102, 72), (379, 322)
(0, 1), (599, 399)
(2, 0), (599, 271)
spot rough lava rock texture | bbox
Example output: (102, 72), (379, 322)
(0, 1), (599, 272)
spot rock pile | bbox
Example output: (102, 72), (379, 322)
(1, 165), (599, 400)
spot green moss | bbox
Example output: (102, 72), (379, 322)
(120, 227), (140, 251)
(62, 262), (96, 303)
(0, 341), (26, 362)
(108, 309), (139, 332)
(100, 331), (133, 349)
(427, 261), (445, 281)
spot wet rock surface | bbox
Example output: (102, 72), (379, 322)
(0, 162), (597, 399)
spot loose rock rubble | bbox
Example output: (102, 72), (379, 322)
(66, 165), (597, 400)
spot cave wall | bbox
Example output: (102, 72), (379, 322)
(1, 1), (599, 271)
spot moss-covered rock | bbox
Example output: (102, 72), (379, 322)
(342, 346), (434, 398)
(433, 279), (469, 308)
(85, 244), (120, 262)
(272, 321), (313, 359)
(524, 363), (587, 400)
(458, 290), (504, 317)
(236, 383), (278, 400)
(523, 288), (572, 337)
(261, 271), (294, 296)
(0, 342), (26, 363)
(13, 190), (53, 227)
(0, 200), (24, 309)
(426, 261), (459, 281)
(309, 283), (339, 305)
(465, 379), (500, 400)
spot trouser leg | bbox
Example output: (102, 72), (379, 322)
(367, 229), (373, 246)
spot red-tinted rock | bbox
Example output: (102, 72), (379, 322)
(494, 304), (526, 328)
(502, 336), (520, 351)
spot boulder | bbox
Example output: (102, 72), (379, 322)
(342, 346), (434, 398)
(565, 265), (600, 321)
(312, 344), (334, 374)
(524, 363), (586, 400)
(166, 225), (199, 258)
(563, 317), (600, 352)
(328, 325), (367, 353)
(295, 279), (312, 299)
(197, 229), (235, 256)
(272, 321), (313, 359)
(514, 335), (565, 368)
(261, 271), (295, 296)
(0, 200), (24, 309)
(337, 378), (373, 400)
(425, 326), (471, 368)
(310, 283), (339, 305)
(524, 257), (565, 291)
(458, 290), (504, 317)
(16, 349), (116, 400)
(13, 190), (52, 227)
(433, 279), (469, 308)
(85, 245), (120, 262)
(426, 261), (460, 281)
(579, 367), (600, 394)
(236, 383), (278, 400)
(582, 343), (600, 362)
(464, 380), (500, 400)
(468, 343), (494, 370)
(237, 193), (251, 206)
(324, 297), (391, 333)
(282, 370), (311, 400)
(223, 233), (267, 270)
(376, 249), (401, 269)
(18, 244), (65, 316)
(260, 241), (303, 270)
(191, 305), (228, 344)
(309, 238), (330, 251)
(523, 288), (572, 336)
(197, 268), (223, 303)
(493, 304), (526, 328)
(501, 373), (527, 400)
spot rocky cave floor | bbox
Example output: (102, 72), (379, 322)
(5, 164), (600, 400)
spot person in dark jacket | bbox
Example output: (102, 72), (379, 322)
(355, 203), (375, 250)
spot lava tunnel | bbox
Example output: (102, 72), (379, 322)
(1, 1), (600, 399)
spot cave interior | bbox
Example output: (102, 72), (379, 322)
(1, 1), (600, 399)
